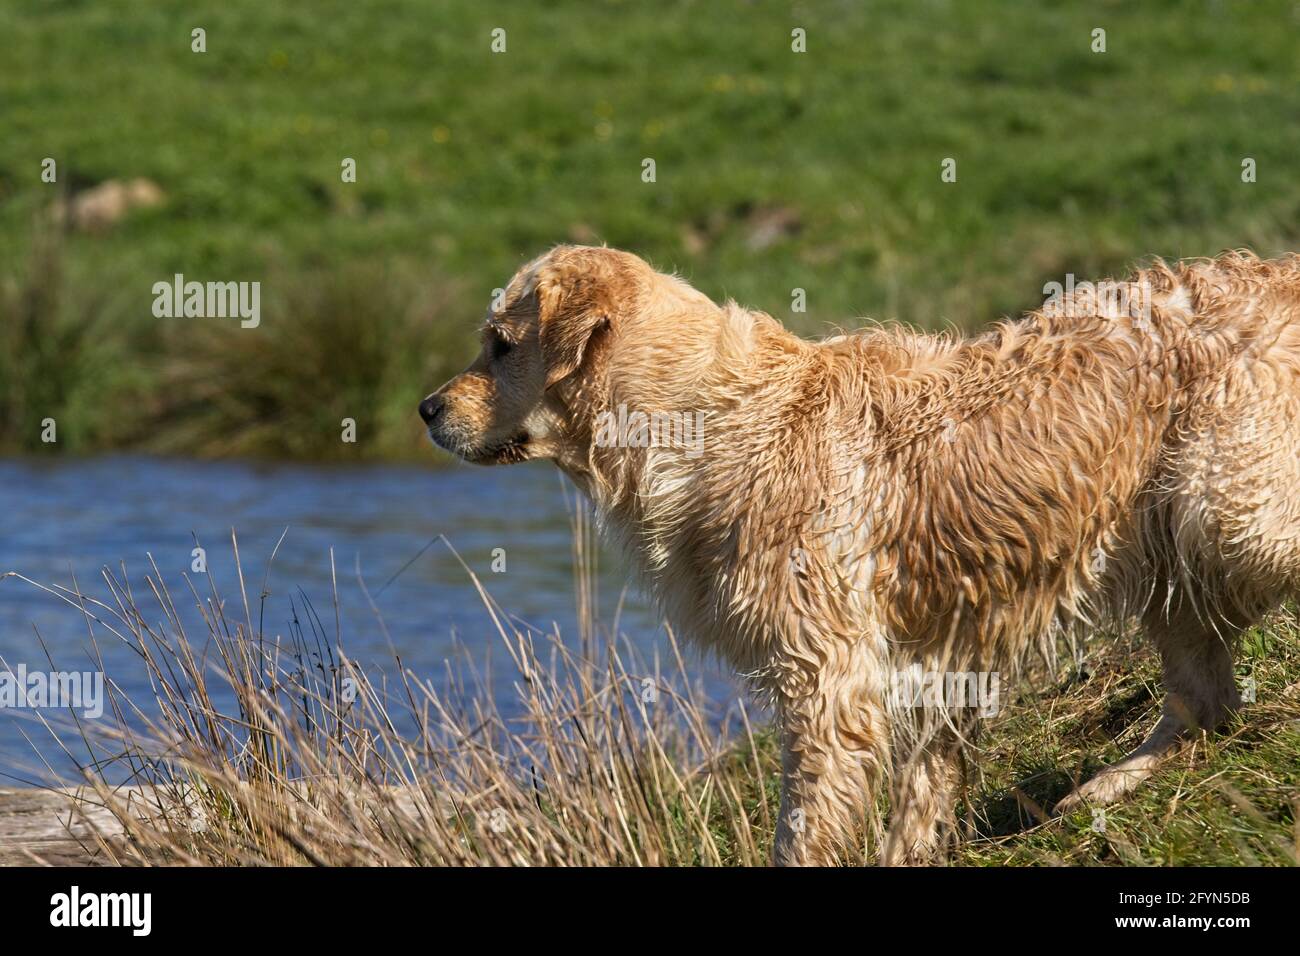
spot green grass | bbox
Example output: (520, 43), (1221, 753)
(2, 0), (1299, 457)
(950, 616), (1300, 866)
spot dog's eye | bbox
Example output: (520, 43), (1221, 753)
(490, 334), (513, 360)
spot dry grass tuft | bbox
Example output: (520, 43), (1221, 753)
(12, 512), (1298, 867)
(22, 515), (774, 866)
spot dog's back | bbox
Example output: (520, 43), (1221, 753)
(817, 252), (1299, 650)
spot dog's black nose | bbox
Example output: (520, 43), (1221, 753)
(419, 394), (445, 425)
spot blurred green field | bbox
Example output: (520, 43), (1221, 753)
(1, 0), (1298, 458)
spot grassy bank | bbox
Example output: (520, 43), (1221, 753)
(2, 0), (1299, 459)
(0, 231), (467, 459)
(23, 529), (1299, 867)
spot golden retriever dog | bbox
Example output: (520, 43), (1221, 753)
(420, 244), (1300, 865)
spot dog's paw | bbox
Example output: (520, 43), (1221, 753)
(1053, 787), (1094, 816)
(1054, 758), (1159, 814)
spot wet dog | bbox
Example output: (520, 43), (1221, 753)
(423, 245), (1300, 864)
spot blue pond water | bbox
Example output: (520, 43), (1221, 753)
(0, 455), (740, 782)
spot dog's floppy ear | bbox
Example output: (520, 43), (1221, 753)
(533, 252), (618, 389)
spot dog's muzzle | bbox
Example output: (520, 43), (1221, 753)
(418, 394), (446, 426)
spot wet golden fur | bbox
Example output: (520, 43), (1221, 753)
(423, 245), (1300, 865)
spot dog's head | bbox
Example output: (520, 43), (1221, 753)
(420, 245), (652, 468)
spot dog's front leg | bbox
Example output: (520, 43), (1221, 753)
(771, 658), (890, 866)
(882, 734), (964, 865)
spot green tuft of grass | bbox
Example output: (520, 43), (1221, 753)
(0, 233), (469, 459)
(149, 264), (467, 461)
(0, 230), (154, 452)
